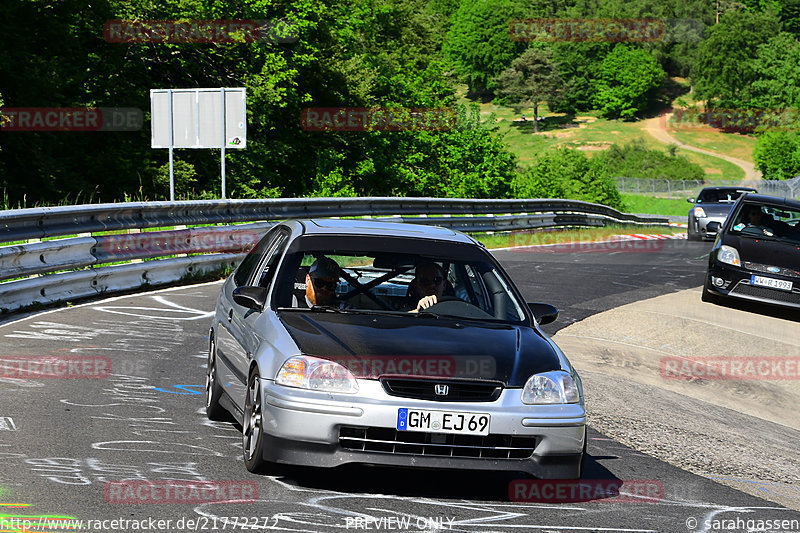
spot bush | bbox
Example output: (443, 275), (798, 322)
(753, 130), (800, 180)
(599, 139), (704, 181)
(512, 149), (622, 209)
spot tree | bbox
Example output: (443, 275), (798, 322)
(442, 0), (528, 95)
(753, 130), (800, 179)
(493, 47), (564, 133)
(691, 9), (781, 107)
(748, 32), (800, 108)
(550, 42), (611, 113)
(594, 45), (664, 119)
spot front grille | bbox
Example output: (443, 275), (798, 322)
(339, 427), (536, 459)
(381, 379), (502, 402)
(744, 262), (800, 279)
(730, 283), (800, 305)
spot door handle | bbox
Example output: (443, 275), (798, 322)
(227, 309), (233, 322)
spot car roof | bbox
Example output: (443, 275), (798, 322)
(699, 186), (758, 192)
(281, 218), (476, 244)
(737, 193), (800, 209)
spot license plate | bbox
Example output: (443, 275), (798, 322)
(751, 275), (793, 292)
(397, 408), (490, 436)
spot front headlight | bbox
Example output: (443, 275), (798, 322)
(694, 207), (707, 218)
(276, 355), (358, 394)
(521, 370), (580, 404)
(717, 245), (741, 267)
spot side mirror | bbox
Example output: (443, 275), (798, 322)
(528, 302), (559, 325)
(686, 198), (695, 204)
(707, 221), (721, 233)
(233, 286), (268, 312)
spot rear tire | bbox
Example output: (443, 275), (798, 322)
(205, 336), (228, 421)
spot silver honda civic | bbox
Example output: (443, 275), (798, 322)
(207, 219), (586, 478)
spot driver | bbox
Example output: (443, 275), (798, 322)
(740, 205), (787, 237)
(407, 261), (448, 312)
(304, 256), (345, 307)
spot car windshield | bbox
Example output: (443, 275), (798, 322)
(696, 189), (752, 203)
(274, 242), (527, 323)
(729, 202), (800, 244)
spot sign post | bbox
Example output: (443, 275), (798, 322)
(151, 88), (246, 200)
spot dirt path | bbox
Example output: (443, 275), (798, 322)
(642, 113), (761, 181)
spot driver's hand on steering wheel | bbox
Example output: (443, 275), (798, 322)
(412, 295), (438, 312)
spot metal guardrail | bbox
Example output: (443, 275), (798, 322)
(0, 198), (670, 314)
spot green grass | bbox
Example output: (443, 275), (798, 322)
(665, 128), (757, 164)
(460, 86), (748, 180)
(620, 194), (690, 216)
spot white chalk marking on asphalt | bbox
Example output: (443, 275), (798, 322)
(0, 417), (17, 431)
(92, 295), (214, 320)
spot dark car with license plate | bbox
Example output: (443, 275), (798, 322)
(207, 219), (586, 479)
(687, 186), (758, 241)
(703, 194), (800, 309)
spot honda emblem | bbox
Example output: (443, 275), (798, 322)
(434, 384), (449, 396)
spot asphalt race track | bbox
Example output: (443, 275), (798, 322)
(1, 239), (798, 533)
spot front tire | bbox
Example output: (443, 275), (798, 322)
(701, 279), (720, 304)
(243, 370), (267, 473)
(205, 336), (228, 421)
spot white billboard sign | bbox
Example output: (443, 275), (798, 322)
(150, 88), (246, 199)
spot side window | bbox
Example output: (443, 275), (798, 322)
(255, 234), (289, 289)
(463, 264), (489, 310)
(233, 226), (279, 287)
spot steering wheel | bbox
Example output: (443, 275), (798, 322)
(740, 225), (774, 237)
(424, 296), (495, 319)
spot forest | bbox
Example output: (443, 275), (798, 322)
(1, 0), (799, 208)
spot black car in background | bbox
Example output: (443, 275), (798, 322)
(703, 194), (800, 309)
(687, 186), (758, 241)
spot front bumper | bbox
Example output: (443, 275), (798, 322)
(706, 263), (800, 309)
(259, 380), (586, 478)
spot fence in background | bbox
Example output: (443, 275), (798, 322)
(614, 177), (800, 200)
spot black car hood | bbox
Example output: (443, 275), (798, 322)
(278, 311), (562, 387)
(697, 203), (736, 217)
(730, 235), (800, 270)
